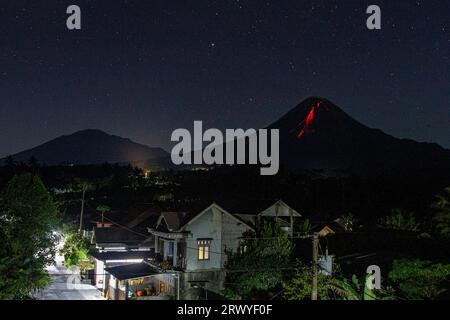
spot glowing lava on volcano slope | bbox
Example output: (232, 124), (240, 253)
(293, 101), (324, 138)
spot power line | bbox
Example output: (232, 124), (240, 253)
(91, 211), (302, 256)
(80, 213), (407, 300)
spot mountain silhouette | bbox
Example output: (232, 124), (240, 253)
(269, 97), (450, 174)
(3, 98), (449, 175)
(2, 129), (168, 166)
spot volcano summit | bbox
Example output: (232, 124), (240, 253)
(269, 97), (450, 175)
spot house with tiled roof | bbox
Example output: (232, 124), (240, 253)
(96, 200), (302, 300)
(145, 202), (253, 299)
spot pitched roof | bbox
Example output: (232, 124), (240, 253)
(93, 203), (162, 231)
(210, 199), (302, 217)
(126, 207), (161, 229)
(158, 212), (184, 231)
(94, 227), (148, 245)
(313, 221), (346, 237)
(180, 202), (255, 231)
(258, 200), (302, 217)
(234, 214), (257, 226)
(151, 201), (300, 234)
(91, 250), (155, 261)
(105, 262), (159, 281)
(212, 198), (282, 215)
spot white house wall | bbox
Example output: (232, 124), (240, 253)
(184, 207), (222, 271)
(95, 259), (105, 290)
(183, 206), (252, 271)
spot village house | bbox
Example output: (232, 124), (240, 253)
(232, 199), (302, 237)
(94, 200), (302, 300)
(90, 204), (160, 296)
(92, 250), (155, 293)
(144, 200), (302, 300)
(313, 218), (347, 238)
(146, 203), (254, 299)
(103, 261), (180, 300)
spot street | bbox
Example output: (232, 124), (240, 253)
(35, 254), (105, 300)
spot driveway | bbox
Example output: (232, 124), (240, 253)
(36, 254), (105, 300)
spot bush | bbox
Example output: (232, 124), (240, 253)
(60, 227), (92, 270)
(388, 259), (450, 300)
(378, 209), (420, 232)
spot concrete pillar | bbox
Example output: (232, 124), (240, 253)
(173, 239), (178, 267)
(163, 240), (168, 261)
(155, 235), (159, 253)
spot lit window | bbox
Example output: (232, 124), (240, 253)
(198, 239), (211, 261)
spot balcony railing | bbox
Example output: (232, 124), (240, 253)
(153, 253), (186, 271)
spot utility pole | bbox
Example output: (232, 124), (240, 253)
(79, 184), (87, 234)
(311, 232), (319, 300)
(177, 274), (180, 300)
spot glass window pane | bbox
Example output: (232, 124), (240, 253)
(198, 246), (204, 260)
(205, 246), (209, 260)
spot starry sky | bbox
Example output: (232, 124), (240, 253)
(0, 0), (449, 156)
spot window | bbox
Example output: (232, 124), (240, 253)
(198, 239), (211, 261)
(160, 280), (171, 293)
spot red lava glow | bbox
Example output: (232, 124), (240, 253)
(295, 101), (323, 138)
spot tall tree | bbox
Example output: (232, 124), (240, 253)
(283, 260), (338, 300)
(224, 222), (294, 299)
(73, 176), (112, 232)
(60, 224), (92, 270)
(0, 173), (58, 299)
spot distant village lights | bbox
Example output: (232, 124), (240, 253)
(171, 121), (280, 176)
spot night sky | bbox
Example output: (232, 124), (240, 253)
(1, 0), (449, 156)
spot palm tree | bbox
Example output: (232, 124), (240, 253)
(73, 176), (113, 233)
(96, 205), (111, 228)
(73, 178), (93, 233)
(329, 274), (398, 300)
(329, 275), (376, 300)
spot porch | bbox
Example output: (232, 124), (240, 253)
(148, 228), (190, 269)
(105, 262), (179, 300)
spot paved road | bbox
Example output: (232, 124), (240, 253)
(36, 255), (105, 300)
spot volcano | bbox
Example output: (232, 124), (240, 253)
(269, 97), (450, 175)
(1, 129), (168, 166)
